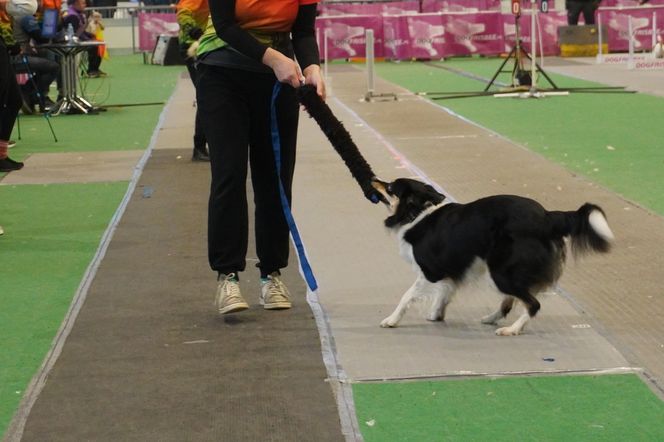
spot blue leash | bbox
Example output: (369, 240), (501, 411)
(270, 82), (318, 292)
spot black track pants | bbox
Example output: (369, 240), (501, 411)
(196, 63), (299, 277)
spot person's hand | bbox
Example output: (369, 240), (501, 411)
(302, 64), (326, 100)
(188, 27), (203, 41)
(262, 47), (304, 88)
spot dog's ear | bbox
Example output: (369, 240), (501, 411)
(422, 183), (445, 205)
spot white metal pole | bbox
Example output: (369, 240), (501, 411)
(530, 1), (537, 90)
(652, 12), (657, 57)
(324, 28), (329, 83)
(596, 13), (603, 63)
(366, 29), (375, 98)
(628, 15), (635, 69)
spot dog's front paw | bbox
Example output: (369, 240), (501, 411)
(380, 316), (398, 328)
(495, 326), (520, 336)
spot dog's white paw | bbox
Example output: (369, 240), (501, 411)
(495, 326), (520, 336)
(380, 317), (398, 328)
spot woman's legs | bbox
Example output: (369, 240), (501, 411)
(197, 64), (252, 275)
(184, 57), (207, 160)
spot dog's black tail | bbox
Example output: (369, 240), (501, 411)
(549, 203), (614, 256)
(295, 85), (384, 204)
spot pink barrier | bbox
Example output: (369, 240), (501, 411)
(421, 0), (502, 13)
(136, 4), (664, 60)
(396, 14), (448, 59)
(326, 12), (506, 60)
(443, 12), (504, 56)
(603, 0), (664, 6)
(598, 6), (664, 52)
(138, 12), (179, 52)
(319, 1), (419, 16)
(316, 15), (385, 59)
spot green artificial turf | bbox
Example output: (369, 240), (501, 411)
(353, 374), (664, 441)
(0, 54), (182, 437)
(9, 54), (183, 156)
(375, 59), (664, 215)
(0, 182), (128, 433)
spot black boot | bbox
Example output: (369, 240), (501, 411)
(0, 157), (24, 172)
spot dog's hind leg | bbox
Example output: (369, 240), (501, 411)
(488, 255), (542, 336)
(481, 296), (515, 325)
(426, 279), (456, 322)
(495, 293), (540, 336)
(381, 274), (433, 328)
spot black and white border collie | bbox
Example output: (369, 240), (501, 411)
(371, 178), (614, 336)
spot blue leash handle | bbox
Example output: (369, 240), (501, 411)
(270, 82), (318, 292)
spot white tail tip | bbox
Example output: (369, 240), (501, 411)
(589, 210), (614, 241)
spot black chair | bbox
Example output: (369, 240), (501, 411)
(13, 54), (58, 143)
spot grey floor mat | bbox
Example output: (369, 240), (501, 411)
(293, 66), (661, 387)
(16, 149), (343, 442)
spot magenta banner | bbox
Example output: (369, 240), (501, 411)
(404, 14), (449, 58)
(602, 0), (664, 6)
(138, 12), (179, 52)
(383, 15), (412, 59)
(319, 1), (420, 16)
(442, 12), (504, 56)
(598, 7), (664, 52)
(421, 0), (502, 13)
(137, 5), (664, 62)
(381, 12), (503, 60)
(316, 16), (384, 59)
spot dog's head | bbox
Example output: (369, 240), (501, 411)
(371, 178), (445, 228)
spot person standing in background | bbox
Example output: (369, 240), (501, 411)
(566, 0), (602, 25)
(1, 0), (25, 172)
(176, 0), (209, 162)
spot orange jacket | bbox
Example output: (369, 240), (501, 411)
(42, 0), (62, 11)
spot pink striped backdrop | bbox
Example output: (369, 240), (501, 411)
(137, 1), (664, 58)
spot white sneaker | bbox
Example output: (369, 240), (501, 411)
(215, 273), (249, 314)
(260, 272), (292, 310)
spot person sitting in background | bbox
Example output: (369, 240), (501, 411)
(62, 0), (104, 77)
(86, 9), (108, 60)
(8, 0), (60, 113)
(1, 0), (25, 172)
(566, 0), (601, 26)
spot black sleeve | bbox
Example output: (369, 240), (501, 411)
(209, 0), (269, 62)
(292, 4), (320, 70)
